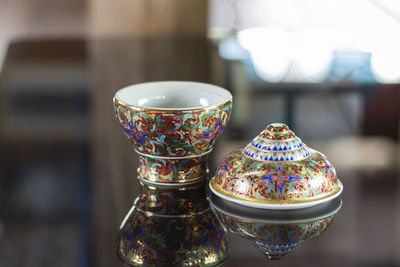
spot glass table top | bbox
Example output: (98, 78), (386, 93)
(0, 36), (399, 267)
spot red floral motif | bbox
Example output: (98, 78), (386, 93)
(114, 99), (232, 157)
(138, 155), (208, 183)
(212, 149), (341, 202)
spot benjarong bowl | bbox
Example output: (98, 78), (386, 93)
(210, 123), (343, 209)
(113, 81), (232, 158)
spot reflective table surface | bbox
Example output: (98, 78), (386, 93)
(0, 37), (399, 267)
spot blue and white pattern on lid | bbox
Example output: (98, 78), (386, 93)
(242, 123), (311, 162)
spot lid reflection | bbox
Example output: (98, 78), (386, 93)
(211, 195), (342, 260)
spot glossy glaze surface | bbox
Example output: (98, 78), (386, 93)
(138, 154), (208, 183)
(115, 81), (232, 110)
(114, 81), (232, 184)
(210, 123), (343, 207)
(113, 82), (232, 158)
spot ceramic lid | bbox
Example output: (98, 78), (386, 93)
(209, 123), (343, 209)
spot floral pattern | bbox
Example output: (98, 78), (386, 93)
(138, 155), (208, 183)
(210, 123), (342, 204)
(114, 99), (232, 157)
(212, 149), (340, 202)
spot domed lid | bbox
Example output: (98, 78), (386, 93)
(210, 123), (343, 209)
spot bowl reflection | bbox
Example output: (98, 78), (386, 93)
(118, 181), (229, 266)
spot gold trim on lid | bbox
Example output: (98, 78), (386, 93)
(210, 177), (343, 204)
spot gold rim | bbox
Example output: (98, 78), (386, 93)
(136, 148), (212, 159)
(239, 147), (322, 163)
(212, 199), (342, 225)
(137, 171), (208, 184)
(210, 178), (343, 204)
(214, 210), (337, 225)
(139, 180), (207, 190)
(114, 97), (232, 114)
(136, 207), (210, 218)
(241, 149), (313, 163)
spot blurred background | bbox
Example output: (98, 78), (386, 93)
(0, 0), (399, 266)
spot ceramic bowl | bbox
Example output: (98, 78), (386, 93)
(113, 81), (232, 158)
(210, 123), (343, 209)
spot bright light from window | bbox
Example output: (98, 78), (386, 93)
(230, 0), (400, 83)
(238, 28), (334, 82)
